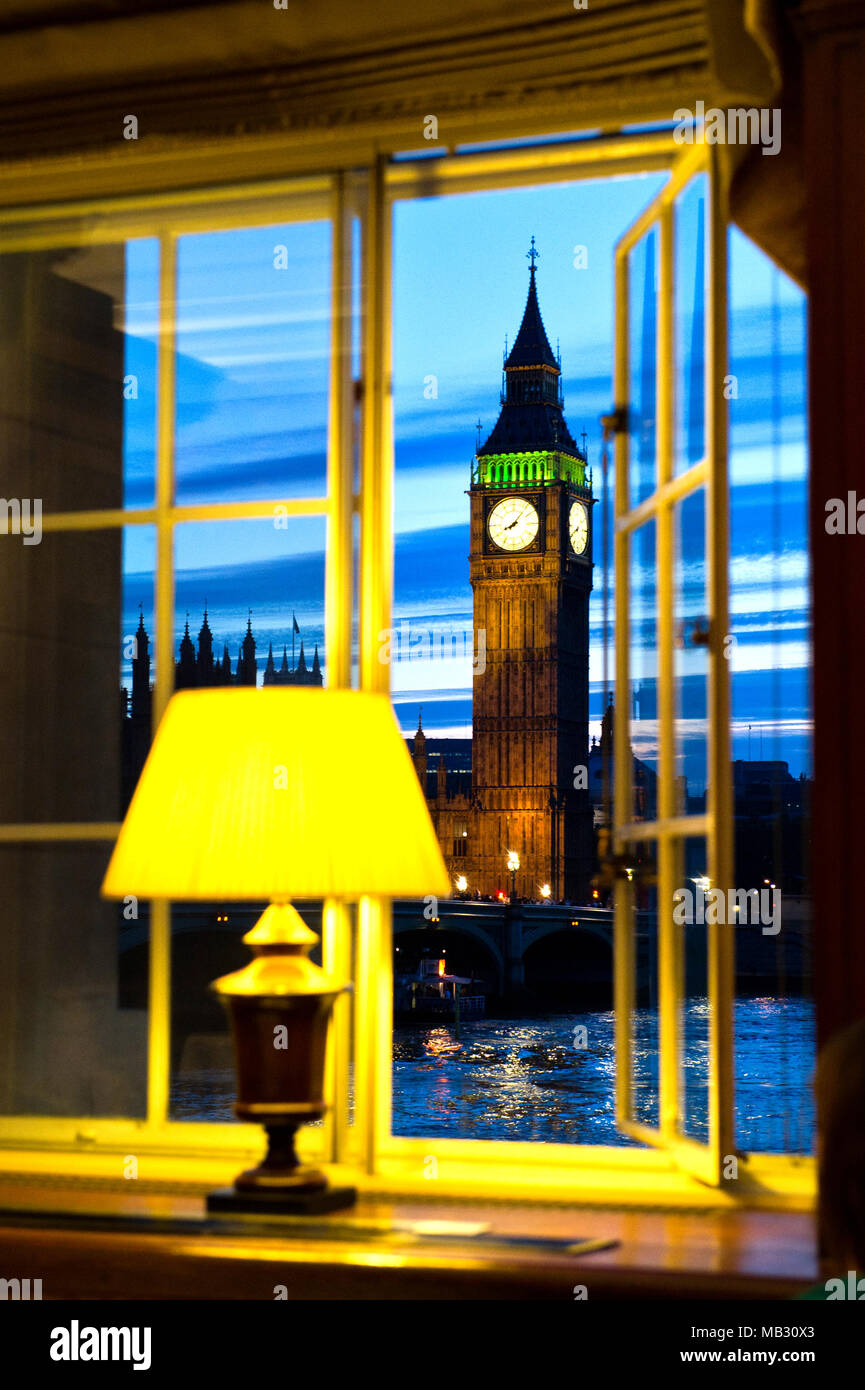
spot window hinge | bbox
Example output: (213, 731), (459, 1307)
(600, 407), (628, 438)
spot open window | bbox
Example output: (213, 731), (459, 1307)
(611, 145), (734, 1184)
(0, 133), (813, 1207)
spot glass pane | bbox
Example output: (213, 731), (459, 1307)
(174, 221), (330, 506)
(628, 227), (658, 510)
(673, 174), (707, 475)
(121, 527), (157, 812)
(388, 174), (667, 1146)
(0, 238), (158, 512)
(673, 834), (710, 1142)
(0, 525), (155, 823)
(0, 843), (146, 1117)
(629, 518), (658, 822)
(673, 488), (708, 802)
(168, 516), (326, 1120)
(627, 836), (659, 1130)
(728, 229), (812, 1154)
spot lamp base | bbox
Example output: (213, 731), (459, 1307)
(206, 1185), (357, 1218)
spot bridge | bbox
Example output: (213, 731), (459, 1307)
(115, 894), (810, 1067)
(392, 898), (621, 1004)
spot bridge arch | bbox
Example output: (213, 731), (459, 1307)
(521, 923), (613, 1008)
(521, 919), (613, 958)
(393, 917), (505, 994)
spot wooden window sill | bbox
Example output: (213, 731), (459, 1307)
(0, 1175), (816, 1300)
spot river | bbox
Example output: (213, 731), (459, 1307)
(171, 995), (813, 1152)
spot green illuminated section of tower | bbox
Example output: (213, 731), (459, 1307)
(472, 449), (588, 489)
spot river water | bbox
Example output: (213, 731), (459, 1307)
(393, 996), (814, 1151)
(171, 995), (814, 1153)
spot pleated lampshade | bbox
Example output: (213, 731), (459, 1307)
(102, 687), (449, 901)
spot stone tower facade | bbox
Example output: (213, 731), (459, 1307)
(421, 245), (594, 902)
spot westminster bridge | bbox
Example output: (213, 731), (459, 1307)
(117, 895), (811, 1062)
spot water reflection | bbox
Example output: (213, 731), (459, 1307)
(169, 997), (814, 1152)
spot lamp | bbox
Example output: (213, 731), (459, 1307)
(102, 687), (449, 1214)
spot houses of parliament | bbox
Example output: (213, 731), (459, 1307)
(120, 609), (321, 807)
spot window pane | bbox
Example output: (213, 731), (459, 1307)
(0, 525), (155, 824)
(0, 843), (146, 1117)
(627, 835), (659, 1131)
(630, 518), (658, 822)
(0, 238), (158, 512)
(728, 229), (813, 1154)
(169, 516), (326, 1120)
(389, 176), (666, 1146)
(628, 227), (658, 510)
(674, 488), (708, 801)
(674, 834), (710, 1142)
(174, 222), (330, 506)
(673, 174), (707, 475)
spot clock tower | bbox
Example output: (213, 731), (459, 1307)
(469, 242), (594, 901)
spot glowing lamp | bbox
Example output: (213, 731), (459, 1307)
(102, 687), (448, 1213)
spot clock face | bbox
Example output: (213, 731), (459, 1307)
(487, 497), (540, 552)
(569, 500), (589, 556)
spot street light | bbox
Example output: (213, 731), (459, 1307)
(455, 874), (468, 897)
(507, 850), (520, 902)
(540, 883), (551, 901)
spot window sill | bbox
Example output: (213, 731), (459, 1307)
(0, 1141), (815, 1212)
(0, 1172), (816, 1301)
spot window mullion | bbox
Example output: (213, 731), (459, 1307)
(147, 229), (178, 1131)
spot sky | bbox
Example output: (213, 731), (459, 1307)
(120, 168), (810, 787)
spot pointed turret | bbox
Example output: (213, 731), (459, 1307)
(176, 615), (197, 689)
(411, 709), (428, 792)
(131, 608), (152, 722)
(504, 242), (559, 372)
(263, 641), (276, 685)
(475, 240), (586, 484)
(237, 615), (257, 687)
(197, 607), (215, 681)
(296, 641), (308, 675)
(311, 644), (322, 685)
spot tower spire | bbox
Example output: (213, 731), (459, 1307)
(476, 241), (584, 473)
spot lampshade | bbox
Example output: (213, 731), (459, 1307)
(102, 687), (449, 901)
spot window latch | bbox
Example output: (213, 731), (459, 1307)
(678, 616), (711, 648)
(592, 828), (657, 891)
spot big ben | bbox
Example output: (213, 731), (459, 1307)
(469, 241), (594, 901)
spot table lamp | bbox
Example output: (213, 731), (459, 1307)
(102, 687), (449, 1214)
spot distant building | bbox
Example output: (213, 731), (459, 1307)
(121, 609), (322, 806)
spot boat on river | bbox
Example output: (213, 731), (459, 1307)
(394, 954), (486, 1021)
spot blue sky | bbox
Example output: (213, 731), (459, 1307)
(121, 170), (810, 787)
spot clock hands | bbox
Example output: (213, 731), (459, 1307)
(505, 504), (531, 530)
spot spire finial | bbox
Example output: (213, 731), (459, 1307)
(417, 707), (423, 733)
(526, 235), (539, 272)
(476, 418), (483, 450)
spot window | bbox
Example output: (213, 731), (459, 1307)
(452, 821), (469, 858)
(0, 136), (813, 1206)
